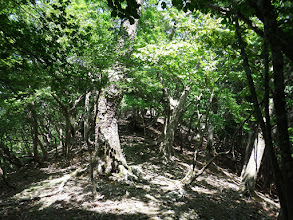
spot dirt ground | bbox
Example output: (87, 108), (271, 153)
(0, 123), (279, 220)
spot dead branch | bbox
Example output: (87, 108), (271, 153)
(181, 150), (230, 185)
(181, 111), (254, 186)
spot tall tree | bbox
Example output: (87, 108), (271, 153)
(93, 0), (143, 179)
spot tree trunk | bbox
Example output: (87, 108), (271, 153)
(159, 87), (190, 160)
(186, 93), (202, 148)
(64, 110), (72, 161)
(95, 82), (129, 175)
(84, 91), (99, 197)
(235, 7), (293, 219)
(0, 156), (16, 189)
(259, 1), (293, 219)
(52, 95), (84, 162)
(93, 0), (143, 180)
(38, 138), (48, 161)
(28, 104), (43, 165)
(84, 91), (91, 142)
(59, 128), (63, 155)
(206, 124), (214, 157)
(240, 128), (265, 196)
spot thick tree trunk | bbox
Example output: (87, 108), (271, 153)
(159, 87), (190, 160)
(93, 0), (143, 180)
(95, 81), (129, 175)
(240, 128), (265, 196)
(241, 128), (255, 175)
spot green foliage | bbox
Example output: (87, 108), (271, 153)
(125, 7), (251, 144)
(0, 0), (119, 167)
(1, 0), (292, 174)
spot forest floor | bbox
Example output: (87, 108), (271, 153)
(0, 121), (279, 220)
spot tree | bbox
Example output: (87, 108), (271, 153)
(92, 0), (144, 180)
(240, 126), (265, 196)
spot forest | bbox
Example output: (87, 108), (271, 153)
(0, 0), (292, 219)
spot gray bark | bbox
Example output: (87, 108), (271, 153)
(206, 124), (214, 156)
(93, 0), (143, 179)
(240, 128), (265, 196)
(159, 87), (190, 160)
(84, 91), (91, 141)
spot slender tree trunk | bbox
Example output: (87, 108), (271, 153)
(186, 111), (197, 144)
(92, 91), (99, 195)
(38, 138), (48, 161)
(0, 142), (22, 168)
(0, 155), (16, 189)
(84, 91), (91, 142)
(52, 95), (84, 162)
(84, 91), (94, 194)
(260, 1), (293, 218)
(235, 9), (293, 219)
(29, 104), (43, 165)
(240, 128), (265, 196)
(64, 110), (72, 161)
(186, 93), (202, 148)
(59, 128), (64, 155)
(86, 91), (99, 197)
(159, 87), (190, 160)
(206, 124), (214, 156)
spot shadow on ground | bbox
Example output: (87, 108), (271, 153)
(0, 121), (279, 220)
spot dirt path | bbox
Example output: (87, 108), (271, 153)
(0, 126), (279, 220)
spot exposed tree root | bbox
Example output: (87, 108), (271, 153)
(1, 175), (16, 190)
(181, 112), (254, 186)
(181, 151), (230, 185)
(0, 166), (86, 206)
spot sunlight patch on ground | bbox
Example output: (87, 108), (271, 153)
(14, 181), (50, 199)
(39, 193), (71, 209)
(13, 173), (73, 200)
(197, 175), (239, 192)
(149, 176), (182, 192)
(85, 198), (160, 216)
(190, 185), (217, 195)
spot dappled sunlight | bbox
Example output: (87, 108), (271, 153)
(1, 121), (280, 220)
(85, 197), (160, 216)
(190, 185), (217, 195)
(197, 175), (240, 192)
